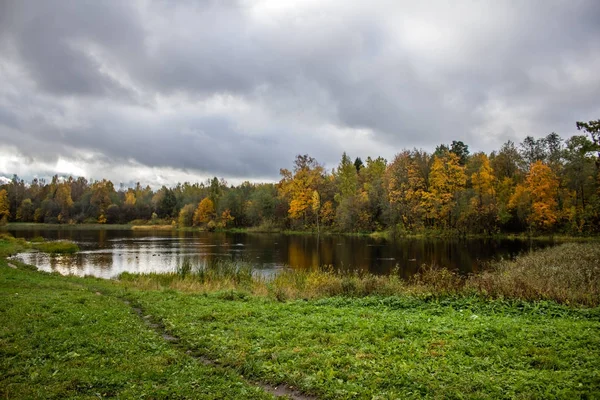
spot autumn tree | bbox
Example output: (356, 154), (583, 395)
(278, 155), (324, 227)
(219, 209), (235, 228)
(425, 152), (466, 228)
(0, 189), (9, 223)
(54, 183), (74, 223)
(467, 153), (498, 233)
(386, 150), (429, 229)
(193, 198), (215, 225)
(509, 161), (559, 231)
(90, 180), (115, 222)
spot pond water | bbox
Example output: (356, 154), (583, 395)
(7, 229), (556, 279)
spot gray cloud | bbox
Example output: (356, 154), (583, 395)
(0, 0), (599, 184)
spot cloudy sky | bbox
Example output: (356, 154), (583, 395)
(1, 0), (599, 187)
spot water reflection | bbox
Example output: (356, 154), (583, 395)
(8, 229), (555, 279)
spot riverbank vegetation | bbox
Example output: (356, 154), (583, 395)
(1, 239), (599, 398)
(118, 242), (600, 307)
(0, 233), (79, 255)
(1, 119), (600, 237)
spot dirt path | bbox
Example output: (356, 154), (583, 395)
(122, 299), (316, 400)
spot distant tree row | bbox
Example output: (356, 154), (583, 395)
(1, 119), (599, 235)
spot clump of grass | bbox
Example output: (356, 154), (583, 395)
(32, 240), (79, 254)
(131, 225), (174, 231)
(468, 242), (600, 306)
(0, 233), (30, 257)
(259, 267), (408, 300)
(122, 259), (255, 292)
(246, 219), (282, 233)
(411, 264), (464, 295)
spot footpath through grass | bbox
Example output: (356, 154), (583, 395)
(0, 260), (274, 399)
(1, 239), (600, 398)
(127, 291), (600, 399)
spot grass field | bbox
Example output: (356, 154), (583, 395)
(1, 238), (600, 398)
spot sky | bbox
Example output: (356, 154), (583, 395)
(0, 0), (599, 188)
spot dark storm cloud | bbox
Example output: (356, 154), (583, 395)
(0, 0), (599, 183)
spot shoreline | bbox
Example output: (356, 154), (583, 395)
(2, 222), (600, 242)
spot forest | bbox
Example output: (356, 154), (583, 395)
(1, 119), (599, 236)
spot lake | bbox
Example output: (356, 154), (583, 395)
(7, 229), (555, 279)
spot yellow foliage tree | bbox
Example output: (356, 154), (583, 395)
(319, 200), (335, 226)
(526, 161), (559, 230)
(467, 154), (498, 232)
(0, 189), (9, 223)
(193, 198), (215, 225)
(509, 161), (559, 231)
(54, 183), (74, 222)
(278, 155), (324, 225)
(425, 153), (466, 227)
(386, 150), (428, 228)
(124, 191), (136, 206)
(219, 209), (235, 228)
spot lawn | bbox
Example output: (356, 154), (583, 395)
(1, 238), (600, 399)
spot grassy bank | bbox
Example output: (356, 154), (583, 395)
(2, 238), (600, 398)
(0, 260), (273, 399)
(2, 258), (600, 398)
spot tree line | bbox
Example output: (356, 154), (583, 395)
(1, 119), (599, 235)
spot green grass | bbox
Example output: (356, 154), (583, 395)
(2, 238), (600, 398)
(0, 234), (29, 258)
(127, 290), (600, 399)
(0, 262), (274, 399)
(32, 240), (80, 254)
